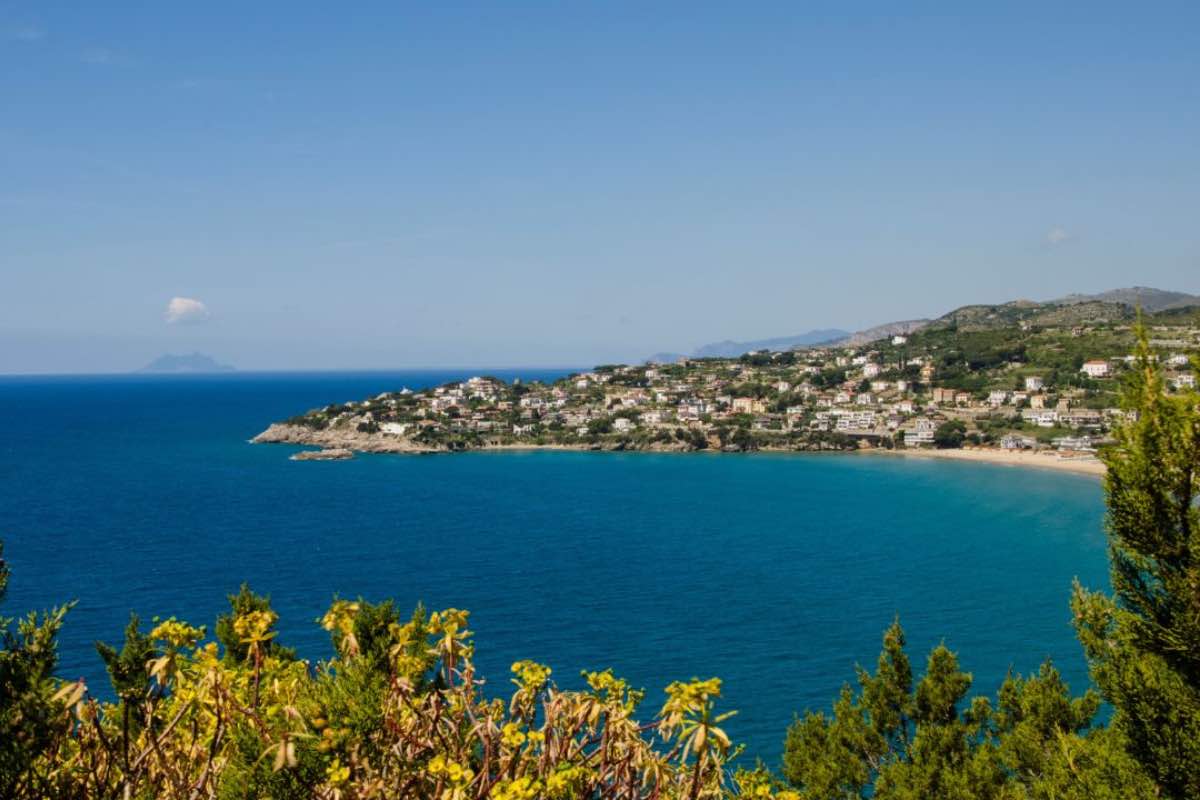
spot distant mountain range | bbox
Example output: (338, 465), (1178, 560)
(138, 353), (234, 373)
(649, 286), (1199, 361)
(646, 329), (849, 363)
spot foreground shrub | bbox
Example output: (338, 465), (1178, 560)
(1, 581), (768, 799)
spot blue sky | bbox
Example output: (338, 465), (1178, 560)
(2, 2), (1198, 372)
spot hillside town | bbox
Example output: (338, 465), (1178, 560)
(256, 307), (1200, 459)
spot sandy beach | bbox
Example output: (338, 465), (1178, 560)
(873, 446), (1106, 477)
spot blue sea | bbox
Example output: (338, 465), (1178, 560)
(0, 371), (1110, 766)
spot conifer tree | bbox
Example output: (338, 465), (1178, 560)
(1072, 324), (1200, 797)
(0, 542), (74, 797)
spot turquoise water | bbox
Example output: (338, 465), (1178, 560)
(0, 372), (1110, 765)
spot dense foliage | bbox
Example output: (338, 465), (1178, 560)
(780, 624), (1153, 799)
(0, 327), (1197, 798)
(1071, 331), (1200, 798)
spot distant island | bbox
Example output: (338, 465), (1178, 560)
(255, 287), (1199, 474)
(138, 353), (234, 373)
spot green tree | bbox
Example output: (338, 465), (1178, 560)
(1072, 326), (1200, 798)
(0, 542), (75, 798)
(782, 621), (1153, 800)
(95, 614), (158, 773)
(933, 420), (966, 449)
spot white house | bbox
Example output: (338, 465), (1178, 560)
(1080, 360), (1110, 379)
(1053, 435), (1096, 452)
(1022, 409), (1059, 427)
(1025, 376), (1045, 391)
(906, 417), (937, 446)
(862, 363), (881, 379)
(834, 410), (876, 431)
(1000, 434), (1037, 450)
(892, 335), (908, 345)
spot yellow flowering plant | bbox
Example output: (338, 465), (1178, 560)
(13, 589), (747, 799)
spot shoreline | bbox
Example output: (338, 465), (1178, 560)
(255, 424), (1106, 477)
(867, 446), (1106, 477)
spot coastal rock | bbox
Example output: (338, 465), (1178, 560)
(290, 448), (355, 461)
(251, 421), (859, 457)
(253, 423), (442, 454)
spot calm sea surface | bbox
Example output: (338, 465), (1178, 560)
(0, 371), (1110, 765)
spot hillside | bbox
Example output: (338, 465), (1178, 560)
(829, 318), (931, 347)
(258, 299), (1199, 461)
(1054, 286), (1200, 312)
(924, 300), (1135, 333)
(661, 287), (1195, 362)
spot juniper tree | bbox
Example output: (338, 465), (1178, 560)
(95, 614), (157, 771)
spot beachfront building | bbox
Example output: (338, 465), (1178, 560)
(1053, 435), (1096, 452)
(906, 417), (937, 446)
(1000, 434), (1037, 450)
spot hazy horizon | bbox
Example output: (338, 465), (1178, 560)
(4, 3), (1198, 374)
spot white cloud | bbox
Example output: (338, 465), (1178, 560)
(1044, 226), (1073, 247)
(6, 24), (44, 42)
(81, 47), (116, 65)
(164, 297), (210, 324)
